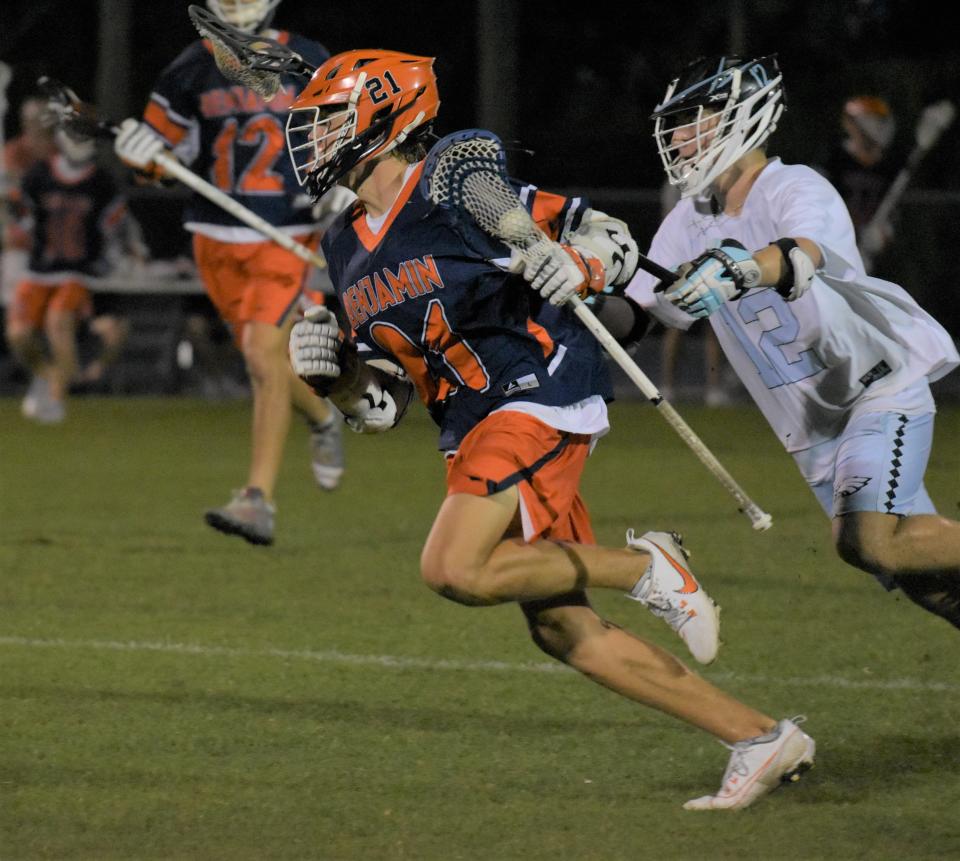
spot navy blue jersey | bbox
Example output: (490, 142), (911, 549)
(322, 161), (612, 450)
(144, 32), (329, 231)
(20, 157), (125, 277)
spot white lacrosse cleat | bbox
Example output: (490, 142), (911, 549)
(625, 530), (720, 665)
(684, 717), (816, 811)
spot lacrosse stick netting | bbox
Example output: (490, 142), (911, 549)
(422, 130), (772, 530)
(188, 5), (316, 100)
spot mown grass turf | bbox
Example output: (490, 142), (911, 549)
(2, 396), (959, 860)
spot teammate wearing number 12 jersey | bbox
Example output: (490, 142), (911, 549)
(625, 55), (960, 628)
(113, 0), (345, 546)
(287, 49), (817, 811)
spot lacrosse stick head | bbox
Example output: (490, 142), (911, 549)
(916, 99), (956, 150)
(421, 129), (545, 253)
(188, 4), (314, 100)
(36, 76), (111, 140)
(286, 49), (439, 201)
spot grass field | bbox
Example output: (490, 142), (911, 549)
(2, 396), (959, 860)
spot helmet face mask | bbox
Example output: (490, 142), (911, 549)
(286, 50), (439, 201)
(205, 0), (282, 33)
(653, 55), (784, 198)
(55, 128), (96, 165)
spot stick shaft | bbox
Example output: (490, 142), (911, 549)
(153, 153), (326, 270)
(569, 295), (772, 529)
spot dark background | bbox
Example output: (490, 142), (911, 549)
(2, 0), (959, 335)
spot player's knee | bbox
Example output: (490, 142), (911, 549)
(419, 552), (494, 606)
(524, 604), (606, 664)
(834, 529), (896, 578)
(5, 327), (32, 355)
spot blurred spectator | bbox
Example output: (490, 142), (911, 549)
(821, 95), (897, 272)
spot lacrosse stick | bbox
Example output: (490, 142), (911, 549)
(860, 99), (956, 273)
(38, 75), (326, 270)
(187, 5), (316, 101)
(421, 130), (771, 530)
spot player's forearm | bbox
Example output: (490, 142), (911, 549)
(752, 238), (822, 287)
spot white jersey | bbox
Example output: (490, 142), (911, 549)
(626, 158), (959, 452)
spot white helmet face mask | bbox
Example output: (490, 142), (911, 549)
(653, 57), (784, 198)
(205, 0), (282, 32)
(55, 129), (96, 164)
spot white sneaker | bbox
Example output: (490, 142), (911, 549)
(625, 530), (720, 665)
(684, 717), (816, 811)
(308, 414), (345, 491)
(21, 375), (49, 419)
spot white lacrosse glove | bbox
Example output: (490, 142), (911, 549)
(664, 241), (761, 318)
(508, 239), (603, 306)
(312, 185), (358, 225)
(114, 118), (168, 170)
(567, 210), (641, 287)
(289, 305), (342, 394)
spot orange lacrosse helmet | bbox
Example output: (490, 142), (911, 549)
(286, 49), (440, 200)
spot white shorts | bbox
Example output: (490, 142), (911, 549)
(792, 384), (938, 519)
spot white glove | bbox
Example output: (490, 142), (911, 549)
(312, 185), (358, 226)
(508, 238), (592, 306)
(289, 305), (342, 391)
(114, 118), (167, 169)
(664, 243), (760, 318)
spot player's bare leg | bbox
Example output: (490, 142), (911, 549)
(241, 319), (296, 500)
(834, 511), (960, 579)
(422, 487), (721, 663)
(421, 488), (654, 602)
(44, 308), (80, 409)
(835, 511), (960, 628)
(524, 600), (774, 743)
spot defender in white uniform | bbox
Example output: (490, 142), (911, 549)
(622, 52), (960, 806)
(626, 55), (960, 630)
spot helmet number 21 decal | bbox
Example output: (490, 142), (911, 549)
(365, 71), (402, 105)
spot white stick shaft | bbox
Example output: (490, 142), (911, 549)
(568, 295), (772, 531)
(153, 152), (327, 270)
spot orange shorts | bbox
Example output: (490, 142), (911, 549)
(445, 410), (595, 545)
(192, 233), (325, 345)
(8, 278), (92, 330)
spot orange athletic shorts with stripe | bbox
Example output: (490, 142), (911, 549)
(445, 410), (596, 545)
(8, 278), (92, 330)
(192, 233), (325, 346)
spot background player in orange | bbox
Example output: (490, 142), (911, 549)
(2, 96), (56, 309)
(112, 0), (345, 546)
(286, 48), (815, 811)
(821, 95), (897, 274)
(5, 128), (128, 422)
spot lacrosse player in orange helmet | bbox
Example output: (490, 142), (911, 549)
(287, 48), (815, 811)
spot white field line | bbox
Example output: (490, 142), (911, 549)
(1, 634), (959, 693)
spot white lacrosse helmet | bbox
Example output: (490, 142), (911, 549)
(205, 0), (282, 33)
(55, 128), (96, 164)
(653, 55), (784, 198)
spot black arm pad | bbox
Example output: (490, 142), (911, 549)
(590, 293), (651, 344)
